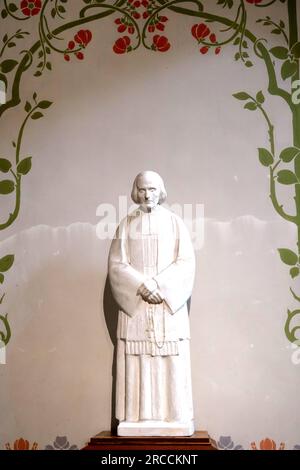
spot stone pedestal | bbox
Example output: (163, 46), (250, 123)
(83, 431), (217, 450)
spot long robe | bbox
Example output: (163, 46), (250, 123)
(108, 205), (195, 423)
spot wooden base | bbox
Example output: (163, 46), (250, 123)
(83, 431), (217, 451)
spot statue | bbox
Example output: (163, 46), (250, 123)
(108, 171), (195, 436)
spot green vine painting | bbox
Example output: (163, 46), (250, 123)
(0, 0), (299, 345)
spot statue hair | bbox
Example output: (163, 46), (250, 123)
(131, 171), (167, 204)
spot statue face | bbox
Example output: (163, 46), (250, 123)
(136, 174), (161, 210)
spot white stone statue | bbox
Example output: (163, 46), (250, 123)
(108, 171), (195, 436)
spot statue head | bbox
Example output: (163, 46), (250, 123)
(131, 171), (167, 211)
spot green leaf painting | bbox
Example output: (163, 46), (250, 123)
(278, 249), (299, 267)
(258, 148), (274, 167)
(0, 255), (14, 273)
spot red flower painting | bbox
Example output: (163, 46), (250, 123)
(20, 0), (42, 16)
(113, 36), (131, 54)
(64, 30), (93, 61)
(192, 23), (221, 55)
(5, 438), (38, 450)
(251, 438), (285, 450)
(191, 23), (210, 41)
(74, 30), (92, 48)
(115, 19), (135, 35)
(152, 35), (170, 52)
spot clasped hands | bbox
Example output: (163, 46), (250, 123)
(137, 279), (164, 304)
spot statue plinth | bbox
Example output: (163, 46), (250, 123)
(83, 431), (217, 450)
(118, 420), (194, 437)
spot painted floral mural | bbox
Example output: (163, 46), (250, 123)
(3, 434), (300, 449)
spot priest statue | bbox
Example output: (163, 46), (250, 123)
(108, 170), (195, 437)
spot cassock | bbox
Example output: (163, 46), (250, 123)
(108, 204), (195, 424)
